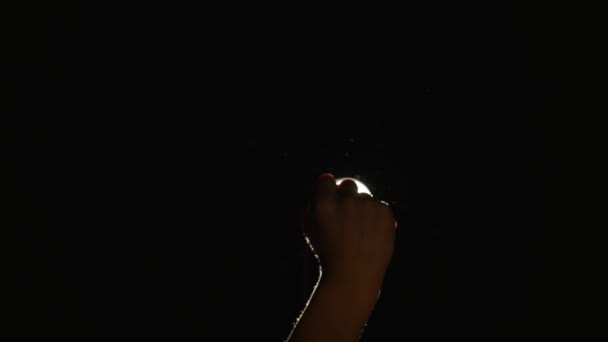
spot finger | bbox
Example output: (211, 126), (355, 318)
(337, 179), (358, 197)
(314, 173), (337, 202)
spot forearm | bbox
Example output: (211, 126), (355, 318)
(288, 275), (382, 342)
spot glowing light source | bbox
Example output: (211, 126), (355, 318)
(335, 177), (373, 196)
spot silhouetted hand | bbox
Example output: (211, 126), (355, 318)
(304, 173), (397, 290)
(287, 174), (397, 342)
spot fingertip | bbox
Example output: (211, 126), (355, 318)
(314, 173), (337, 199)
(337, 179), (358, 197)
(316, 173), (336, 187)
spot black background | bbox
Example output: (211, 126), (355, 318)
(5, 2), (557, 341)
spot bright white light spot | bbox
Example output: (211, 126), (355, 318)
(335, 177), (373, 196)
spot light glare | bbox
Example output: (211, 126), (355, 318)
(335, 177), (373, 196)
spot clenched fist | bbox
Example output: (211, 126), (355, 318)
(303, 173), (397, 289)
(288, 174), (398, 342)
